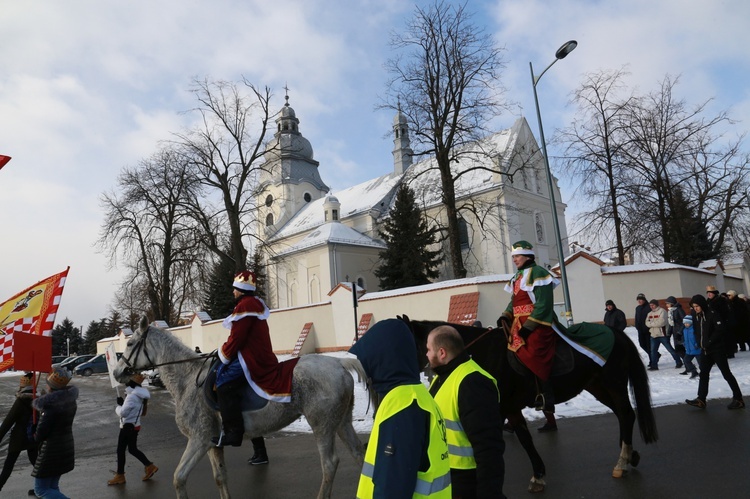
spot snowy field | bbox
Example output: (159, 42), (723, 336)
(4, 327), (748, 434)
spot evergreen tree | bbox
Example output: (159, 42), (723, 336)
(250, 247), (267, 300)
(51, 318), (82, 357)
(375, 184), (442, 290)
(666, 185), (717, 266)
(202, 254), (237, 320)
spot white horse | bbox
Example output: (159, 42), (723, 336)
(113, 316), (366, 499)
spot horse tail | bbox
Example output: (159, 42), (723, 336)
(339, 357), (379, 415)
(624, 332), (659, 444)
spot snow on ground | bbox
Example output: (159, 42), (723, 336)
(4, 327), (748, 434)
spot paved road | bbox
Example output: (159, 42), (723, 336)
(1, 373), (749, 498)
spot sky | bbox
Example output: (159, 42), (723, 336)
(2, 0), (750, 330)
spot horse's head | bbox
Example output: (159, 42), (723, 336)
(113, 315), (156, 382)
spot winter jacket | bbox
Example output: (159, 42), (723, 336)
(666, 303), (686, 344)
(603, 306), (627, 333)
(682, 325), (701, 356)
(116, 385), (150, 428)
(429, 352), (505, 499)
(349, 319), (450, 498)
(693, 309), (727, 355)
(0, 387), (35, 454)
(634, 303), (650, 336)
(645, 307), (667, 338)
(31, 386), (78, 478)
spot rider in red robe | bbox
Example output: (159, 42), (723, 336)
(501, 241), (559, 414)
(212, 271), (299, 447)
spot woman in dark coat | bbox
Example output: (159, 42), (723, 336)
(0, 373), (38, 493)
(685, 295), (745, 410)
(32, 368), (78, 498)
(603, 300), (627, 333)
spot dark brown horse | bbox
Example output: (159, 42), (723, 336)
(400, 315), (658, 493)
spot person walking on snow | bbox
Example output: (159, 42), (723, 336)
(107, 373), (158, 485)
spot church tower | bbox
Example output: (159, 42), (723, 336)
(259, 90), (329, 236)
(392, 104), (413, 175)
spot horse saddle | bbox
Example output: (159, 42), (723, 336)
(203, 360), (269, 412)
(507, 337), (576, 378)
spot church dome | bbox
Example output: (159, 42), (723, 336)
(393, 109), (408, 126)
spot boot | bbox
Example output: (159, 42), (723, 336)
(142, 463), (159, 481)
(248, 437), (269, 465)
(107, 473), (126, 485)
(534, 378), (555, 413)
(212, 380), (245, 447)
(690, 371), (699, 379)
(727, 399), (745, 410)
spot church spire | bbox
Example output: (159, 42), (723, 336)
(392, 101), (413, 175)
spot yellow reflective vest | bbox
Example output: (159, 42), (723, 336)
(430, 359), (499, 469)
(357, 384), (452, 499)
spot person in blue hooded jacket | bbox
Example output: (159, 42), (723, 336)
(349, 319), (451, 498)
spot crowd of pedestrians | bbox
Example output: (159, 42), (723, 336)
(610, 286), (747, 411)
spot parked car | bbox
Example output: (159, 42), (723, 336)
(73, 352), (123, 376)
(147, 370), (164, 388)
(55, 354), (95, 371)
(51, 355), (68, 365)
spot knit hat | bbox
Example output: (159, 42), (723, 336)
(649, 299), (659, 306)
(510, 240), (535, 257)
(740, 294), (747, 300)
(131, 373), (145, 385)
(46, 368), (72, 390)
(233, 270), (257, 292)
(19, 372), (35, 388)
(605, 300), (615, 307)
(683, 316), (693, 325)
(665, 296), (677, 305)
(636, 293), (646, 301)
(690, 294), (708, 310)
(727, 290), (737, 297)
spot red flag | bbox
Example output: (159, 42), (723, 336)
(0, 268), (70, 372)
(0, 155), (10, 170)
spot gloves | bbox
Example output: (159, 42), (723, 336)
(116, 397), (124, 406)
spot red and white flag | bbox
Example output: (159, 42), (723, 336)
(0, 268), (70, 372)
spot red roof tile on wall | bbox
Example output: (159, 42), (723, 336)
(447, 292), (480, 325)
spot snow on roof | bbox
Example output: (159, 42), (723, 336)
(271, 174), (401, 240)
(601, 262), (714, 275)
(273, 222), (385, 258)
(402, 129), (513, 210)
(271, 119), (522, 242)
(359, 274), (513, 301)
(699, 259), (718, 269)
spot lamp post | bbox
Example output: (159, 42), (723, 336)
(530, 40), (577, 327)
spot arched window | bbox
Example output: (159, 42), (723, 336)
(357, 277), (365, 289)
(332, 209), (339, 221)
(458, 218), (470, 249)
(304, 192), (312, 202)
(265, 213), (274, 226)
(265, 194), (274, 207)
(535, 212), (545, 244)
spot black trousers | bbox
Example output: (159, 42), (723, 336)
(0, 446), (37, 490)
(116, 424), (151, 474)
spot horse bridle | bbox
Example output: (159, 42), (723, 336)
(121, 326), (214, 375)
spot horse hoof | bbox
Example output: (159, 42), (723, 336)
(612, 468), (628, 478)
(630, 450), (640, 468)
(527, 477), (546, 493)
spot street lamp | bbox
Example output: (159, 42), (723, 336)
(530, 40), (577, 327)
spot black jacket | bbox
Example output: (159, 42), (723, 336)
(32, 386), (78, 478)
(604, 306), (627, 333)
(0, 387), (35, 454)
(430, 351), (505, 499)
(692, 309), (726, 355)
(635, 303), (650, 335)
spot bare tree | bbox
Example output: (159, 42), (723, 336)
(383, 0), (509, 278)
(98, 146), (203, 325)
(558, 68), (636, 264)
(173, 77), (275, 274)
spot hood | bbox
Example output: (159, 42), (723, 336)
(690, 294), (708, 310)
(349, 318), (420, 395)
(32, 385), (79, 412)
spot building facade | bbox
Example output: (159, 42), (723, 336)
(256, 97), (569, 309)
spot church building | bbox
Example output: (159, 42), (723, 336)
(257, 95), (569, 309)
